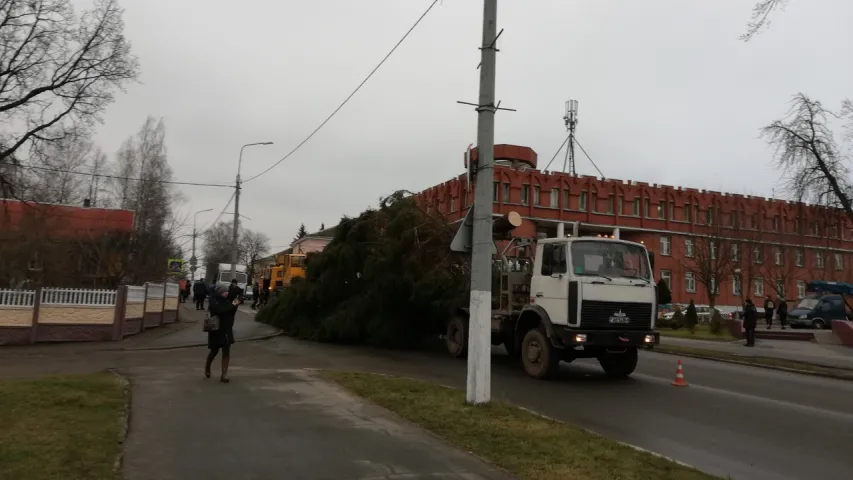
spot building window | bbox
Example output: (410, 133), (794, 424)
(533, 186), (541, 205)
(710, 240), (718, 260)
(753, 245), (763, 264)
(776, 279), (785, 296)
(521, 184), (529, 205)
(774, 247), (783, 266)
(684, 203), (692, 223)
(591, 192), (597, 212)
(660, 236), (671, 256)
(751, 213), (758, 229)
(794, 217), (800, 233)
(795, 249), (804, 267)
(797, 280), (806, 299)
(710, 276), (720, 295)
(773, 215), (780, 232)
(728, 212), (736, 227)
(28, 252), (43, 271)
(660, 270), (672, 290)
(644, 197), (650, 217)
(832, 223), (839, 238)
(550, 188), (559, 208)
(503, 183), (510, 202)
(731, 243), (739, 263)
(450, 197), (455, 212)
(669, 201), (675, 220)
(563, 188), (571, 210)
(685, 238), (694, 258)
(705, 208), (712, 225)
(617, 194), (624, 215)
(813, 221), (820, 236)
(493, 182), (499, 202)
(633, 197), (640, 216)
(733, 275), (742, 296)
(579, 191), (587, 211)
(685, 272), (696, 293)
(607, 194), (614, 214)
(835, 253), (843, 271)
(658, 200), (665, 219)
(694, 204), (700, 224)
(816, 251), (824, 269)
(754, 278), (764, 297)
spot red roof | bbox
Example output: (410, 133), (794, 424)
(0, 200), (134, 240)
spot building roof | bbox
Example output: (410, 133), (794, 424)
(0, 199), (134, 239)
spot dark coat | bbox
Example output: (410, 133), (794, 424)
(192, 281), (207, 297)
(208, 292), (236, 348)
(743, 302), (758, 329)
(778, 300), (788, 318)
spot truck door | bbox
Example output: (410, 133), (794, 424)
(532, 243), (569, 324)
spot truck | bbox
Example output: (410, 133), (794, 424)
(262, 253), (306, 296)
(207, 263), (250, 302)
(446, 220), (660, 380)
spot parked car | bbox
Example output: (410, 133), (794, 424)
(662, 305), (731, 324)
(788, 294), (848, 329)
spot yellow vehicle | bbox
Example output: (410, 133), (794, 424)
(263, 253), (306, 294)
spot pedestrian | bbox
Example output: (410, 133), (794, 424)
(743, 298), (758, 347)
(228, 278), (242, 306)
(763, 295), (775, 329)
(777, 296), (788, 330)
(192, 280), (207, 310)
(205, 284), (239, 382)
(251, 281), (260, 309)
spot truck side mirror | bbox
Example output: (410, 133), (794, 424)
(648, 252), (655, 273)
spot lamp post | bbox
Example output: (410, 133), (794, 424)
(231, 142), (273, 280)
(191, 208), (213, 280)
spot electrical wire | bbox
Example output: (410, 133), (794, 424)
(202, 192), (235, 233)
(17, 164), (233, 188)
(243, 0), (441, 183)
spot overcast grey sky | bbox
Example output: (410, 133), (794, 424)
(83, 0), (853, 255)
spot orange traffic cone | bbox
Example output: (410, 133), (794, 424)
(671, 359), (688, 387)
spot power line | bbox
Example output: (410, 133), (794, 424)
(18, 164), (233, 189)
(243, 0), (441, 183)
(202, 192), (235, 233)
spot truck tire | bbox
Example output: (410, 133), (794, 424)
(521, 327), (560, 379)
(446, 316), (468, 358)
(598, 347), (638, 377)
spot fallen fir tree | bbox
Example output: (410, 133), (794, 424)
(256, 191), (470, 348)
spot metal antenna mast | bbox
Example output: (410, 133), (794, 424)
(562, 99), (579, 175)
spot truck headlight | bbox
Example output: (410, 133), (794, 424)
(574, 334), (587, 343)
(644, 335), (656, 344)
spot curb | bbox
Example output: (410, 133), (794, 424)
(651, 347), (853, 382)
(117, 330), (283, 352)
(107, 370), (130, 476)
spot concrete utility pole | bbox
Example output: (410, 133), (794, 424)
(231, 142), (273, 280)
(466, 0), (499, 405)
(191, 208), (213, 281)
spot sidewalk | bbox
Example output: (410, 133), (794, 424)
(122, 366), (513, 480)
(129, 305), (280, 349)
(659, 335), (853, 370)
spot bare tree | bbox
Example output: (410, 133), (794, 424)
(202, 221), (234, 266)
(0, 0), (139, 194)
(21, 130), (95, 204)
(741, 0), (789, 42)
(240, 230), (270, 281)
(730, 228), (764, 303)
(681, 221), (735, 309)
(762, 93), (853, 218)
(760, 245), (808, 300)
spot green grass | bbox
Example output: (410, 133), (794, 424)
(0, 373), (127, 480)
(654, 345), (853, 379)
(325, 371), (721, 480)
(658, 324), (735, 341)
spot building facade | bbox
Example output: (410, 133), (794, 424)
(417, 144), (852, 307)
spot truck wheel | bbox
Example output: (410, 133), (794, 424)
(521, 328), (560, 379)
(598, 347), (638, 377)
(446, 316), (468, 358)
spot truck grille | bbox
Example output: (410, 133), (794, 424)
(580, 300), (653, 330)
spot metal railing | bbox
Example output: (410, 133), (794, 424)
(41, 288), (117, 306)
(0, 289), (35, 307)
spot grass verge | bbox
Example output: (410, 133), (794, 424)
(325, 371), (720, 480)
(0, 372), (127, 480)
(654, 345), (853, 380)
(658, 324), (735, 342)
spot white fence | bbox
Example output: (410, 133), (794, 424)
(41, 288), (117, 306)
(146, 283), (164, 299)
(127, 285), (146, 303)
(0, 289), (35, 307)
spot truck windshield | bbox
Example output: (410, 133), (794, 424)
(290, 256), (306, 268)
(219, 272), (248, 284)
(570, 241), (651, 281)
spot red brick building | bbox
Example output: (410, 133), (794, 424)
(417, 145), (852, 307)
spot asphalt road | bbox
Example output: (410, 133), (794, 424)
(260, 339), (853, 480)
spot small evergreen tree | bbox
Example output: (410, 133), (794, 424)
(685, 300), (699, 333)
(657, 279), (672, 305)
(292, 223), (308, 243)
(671, 308), (685, 330)
(320, 222), (325, 230)
(709, 309), (725, 335)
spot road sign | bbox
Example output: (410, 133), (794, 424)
(450, 207), (497, 254)
(189, 256), (197, 267)
(167, 259), (184, 273)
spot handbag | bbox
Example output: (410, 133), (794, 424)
(203, 312), (220, 332)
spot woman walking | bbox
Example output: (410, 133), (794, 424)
(205, 284), (238, 382)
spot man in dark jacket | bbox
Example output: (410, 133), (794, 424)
(777, 296), (788, 330)
(763, 295), (775, 329)
(251, 282), (260, 309)
(743, 298), (758, 347)
(192, 280), (207, 310)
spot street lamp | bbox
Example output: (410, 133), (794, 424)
(231, 142), (274, 279)
(191, 208), (214, 280)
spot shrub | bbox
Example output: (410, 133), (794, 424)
(709, 310), (725, 335)
(656, 279), (672, 305)
(685, 301), (699, 333)
(256, 192), (470, 349)
(671, 309), (685, 330)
